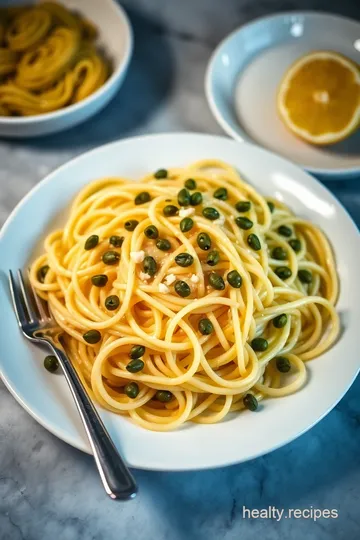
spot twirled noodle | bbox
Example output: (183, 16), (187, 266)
(0, 2), (110, 116)
(30, 160), (340, 431)
(0, 71), (74, 115)
(72, 48), (108, 103)
(41, 2), (97, 40)
(40, 1), (80, 30)
(6, 7), (51, 51)
(16, 27), (80, 90)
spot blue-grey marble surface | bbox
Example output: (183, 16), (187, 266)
(1, 1), (360, 539)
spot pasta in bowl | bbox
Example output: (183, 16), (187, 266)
(0, 0), (132, 136)
(30, 159), (339, 432)
(0, 2), (108, 116)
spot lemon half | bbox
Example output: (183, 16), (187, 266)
(277, 51), (360, 145)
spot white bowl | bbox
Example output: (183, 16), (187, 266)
(0, 133), (359, 471)
(206, 12), (360, 179)
(0, 0), (133, 137)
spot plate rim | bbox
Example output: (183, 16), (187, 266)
(205, 10), (360, 179)
(1, 131), (360, 470)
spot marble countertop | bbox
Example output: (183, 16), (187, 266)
(1, 1), (360, 539)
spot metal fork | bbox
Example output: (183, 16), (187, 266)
(9, 269), (137, 501)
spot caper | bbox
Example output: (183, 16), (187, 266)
(271, 247), (287, 260)
(251, 337), (268, 351)
(124, 382), (139, 398)
(243, 393), (258, 411)
(91, 274), (108, 287)
(129, 345), (145, 359)
(198, 318), (213, 335)
(276, 356), (291, 373)
(247, 234), (261, 251)
(273, 313), (287, 328)
(235, 216), (253, 230)
(135, 191), (151, 205)
(298, 269), (312, 284)
(278, 225), (292, 237)
(275, 266), (292, 280)
(213, 187), (228, 200)
(175, 253), (194, 267)
(126, 359), (144, 373)
(235, 201), (251, 213)
(84, 234), (99, 250)
(289, 238), (301, 252)
(163, 205), (178, 217)
(102, 250), (120, 265)
(202, 207), (220, 221)
(109, 235), (124, 247)
(190, 192), (203, 206)
(155, 390), (173, 402)
(37, 265), (49, 283)
(125, 220), (138, 231)
(156, 238), (171, 251)
(177, 188), (191, 207)
(267, 201), (275, 213)
(144, 225), (159, 239)
(105, 295), (120, 311)
(180, 217), (194, 233)
(174, 280), (191, 297)
(209, 272), (225, 290)
(227, 270), (242, 288)
(206, 250), (220, 266)
(197, 232), (211, 251)
(44, 355), (59, 373)
(185, 178), (196, 190)
(143, 256), (157, 276)
(83, 330), (101, 344)
(154, 168), (168, 179)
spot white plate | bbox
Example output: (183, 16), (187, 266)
(0, 133), (359, 471)
(206, 12), (360, 178)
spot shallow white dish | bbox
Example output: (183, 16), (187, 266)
(0, 0), (132, 137)
(206, 12), (360, 178)
(1, 133), (359, 471)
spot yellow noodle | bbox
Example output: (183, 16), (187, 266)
(6, 7), (51, 51)
(16, 26), (80, 90)
(40, 1), (80, 32)
(0, 71), (75, 115)
(72, 51), (108, 103)
(30, 160), (340, 431)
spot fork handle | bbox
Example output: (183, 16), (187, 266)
(49, 343), (137, 501)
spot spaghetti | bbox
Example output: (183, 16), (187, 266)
(30, 160), (340, 431)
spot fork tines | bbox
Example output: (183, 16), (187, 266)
(9, 269), (49, 329)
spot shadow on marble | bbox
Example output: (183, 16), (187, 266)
(131, 373), (360, 539)
(1, 359), (359, 538)
(6, 7), (175, 152)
